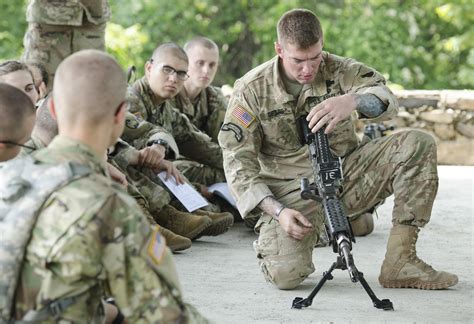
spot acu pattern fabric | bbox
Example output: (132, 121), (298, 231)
(171, 86), (228, 143)
(22, 0), (110, 86)
(122, 77), (225, 185)
(218, 53), (439, 289)
(14, 136), (207, 323)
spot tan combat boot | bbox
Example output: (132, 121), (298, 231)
(379, 224), (458, 289)
(158, 226), (192, 252)
(193, 209), (234, 238)
(350, 212), (374, 237)
(156, 205), (212, 240)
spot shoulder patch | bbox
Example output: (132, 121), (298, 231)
(147, 227), (167, 265)
(231, 106), (255, 128)
(221, 122), (243, 142)
(125, 117), (139, 129)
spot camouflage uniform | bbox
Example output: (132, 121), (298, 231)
(22, 0), (110, 88)
(218, 53), (438, 289)
(122, 77), (225, 186)
(15, 136), (207, 323)
(21, 135), (47, 157)
(172, 86), (228, 143)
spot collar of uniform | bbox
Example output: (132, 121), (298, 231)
(136, 77), (165, 107)
(296, 52), (330, 110)
(47, 136), (108, 175)
(175, 90), (195, 116)
(271, 56), (296, 105)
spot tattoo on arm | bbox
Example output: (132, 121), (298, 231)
(355, 94), (387, 118)
(258, 196), (284, 218)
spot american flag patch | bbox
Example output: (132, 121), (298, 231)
(232, 106), (255, 128)
(147, 227), (166, 265)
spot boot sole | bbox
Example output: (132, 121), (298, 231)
(195, 217), (234, 238)
(178, 219), (212, 240)
(379, 277), (459, 290)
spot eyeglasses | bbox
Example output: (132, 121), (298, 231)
(150, 59), (189, 81)
(0, 140), (36, 151)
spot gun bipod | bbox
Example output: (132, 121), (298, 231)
(291, 255), (394, 311)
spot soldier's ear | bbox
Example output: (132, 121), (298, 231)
(144, 61), (152, 79)
(48, 97), (57, 121)
(275, 42), (283, 58)
(113, 101), (127, 124)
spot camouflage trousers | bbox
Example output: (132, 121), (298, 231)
(254, 130), (439, 289)
(174, 159), (226, 186)
(22, 20), (106, 90)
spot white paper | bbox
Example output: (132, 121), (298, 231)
(208, 182), (237, 208)
(157, 172), (208, 212)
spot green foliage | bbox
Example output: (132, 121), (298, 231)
(0, 1), (27, 60)
(1, 0), (472, 89)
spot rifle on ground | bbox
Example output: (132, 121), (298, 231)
(291, 115), (394, 311)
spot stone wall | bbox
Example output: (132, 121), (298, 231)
(356, 90), (474, 165)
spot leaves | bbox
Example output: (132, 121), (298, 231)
(0, 0), (471, 89)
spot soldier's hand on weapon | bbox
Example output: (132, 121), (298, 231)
(307, 94), (357, 134)
(138, 144), (166, 168)
(106, 162), (128, 187)
(279, 208), (313, 240)
(153, 159), (186, 185)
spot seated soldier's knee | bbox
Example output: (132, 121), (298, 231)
(404, 130), (437, 154)
(350, 212), (374, 236)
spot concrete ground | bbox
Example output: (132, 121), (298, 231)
(174, 166), (473, 323)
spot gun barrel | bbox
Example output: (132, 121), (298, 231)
(339, 240), (357, 282)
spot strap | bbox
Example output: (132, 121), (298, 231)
(20, 296), (78, 322)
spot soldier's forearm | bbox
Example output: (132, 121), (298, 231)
(354, 93), (387, 118)
(258, 196), (285, 219)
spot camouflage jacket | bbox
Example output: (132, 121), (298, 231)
(218, 53), (398, 218)
(171, 86), (228, 143)
(14, 136), (195, 323)
(121, 77), (223, 170)
(26, 0), (111, 26)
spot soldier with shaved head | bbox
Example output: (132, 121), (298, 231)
(0, 83), (36, 162)
(13, 49), (207, 323)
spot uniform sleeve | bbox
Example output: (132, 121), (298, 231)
(170, 106), (224, 170)
(120, 90), (180, 158)
(218, 80), (273, 218)
(205, 87), (228, 142)
(339, 58), (399, 122)
(101, 193), (205, 323)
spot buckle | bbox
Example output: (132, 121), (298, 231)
(49, 301), (64, 319)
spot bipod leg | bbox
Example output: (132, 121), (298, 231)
(292, 261), (338, 309)
(357, 272), (394, 311)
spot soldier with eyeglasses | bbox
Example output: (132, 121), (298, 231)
(121, 42), (233, 236)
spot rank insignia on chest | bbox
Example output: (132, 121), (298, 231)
(232, 106), (255, 128)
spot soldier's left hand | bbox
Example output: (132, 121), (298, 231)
(138, 144), (165, 169)
(307, 93), (357, 134)
(106, 162), (128, 187)
(153, 159), (186, 185)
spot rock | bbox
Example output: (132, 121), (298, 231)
(455, 121), (474, 138)
(434, 124), (457, 140)
(419, 110), (454, 124)
(437, 136), (474, 165)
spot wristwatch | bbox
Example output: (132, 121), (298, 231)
(147, 139), (169, 154)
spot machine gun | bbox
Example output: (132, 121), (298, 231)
(363, 123), (395, 140)
(291, 115), (394, 311)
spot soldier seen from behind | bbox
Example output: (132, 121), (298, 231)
(12, 49), (208, 322)
(0, 83), (36, 162)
